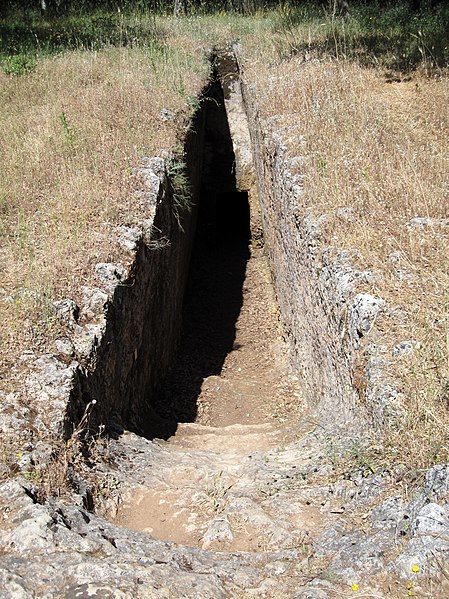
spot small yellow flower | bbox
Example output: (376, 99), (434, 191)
(16, 453), (23, 457)
(408, 592), (413, 597)
(351, 584), (359, 591)
(412, 564), (419, 573)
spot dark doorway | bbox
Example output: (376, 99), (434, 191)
(148, 77), (251, 438)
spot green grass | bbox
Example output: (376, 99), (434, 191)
(0, 8), (165, 74)
(272, 1), (449, 71)
(2, 2), (447, 76)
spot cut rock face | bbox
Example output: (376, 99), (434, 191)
(1, 427), (448, 597)
(348, 293), (385, 341)
(1, 50), (448, 599)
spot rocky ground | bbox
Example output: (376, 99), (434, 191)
(1, 238), (449, 598)
(1, 48), (448, 599)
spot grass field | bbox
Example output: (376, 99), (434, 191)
(0, 1), (448, 483)
(0, 11), (210, 374)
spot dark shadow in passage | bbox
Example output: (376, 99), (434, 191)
(146, 77), (251, 439)
(154, 193), (251, 430)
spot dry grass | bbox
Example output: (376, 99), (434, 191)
(1, 6), (448, 484)
(243, 51), (449, 471)
(0, 33), (209, 381)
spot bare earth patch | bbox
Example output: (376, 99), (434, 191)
(195, 246), (303, 428)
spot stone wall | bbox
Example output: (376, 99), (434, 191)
(67, 118), (205, 437)
(237, 47), (407, 429)
(18, 111), (206, 441)
(237, 56), (392, 428)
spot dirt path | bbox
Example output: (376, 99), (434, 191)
(111, 234), (447, 597)
(152, 227), (303, 434)
(195, 245), (302, 427)
(116, 239), (307, 549)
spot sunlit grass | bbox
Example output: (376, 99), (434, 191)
(0, 2), (448, 476)
(238, 12), (449, 472)
(0, 24), (210, 367)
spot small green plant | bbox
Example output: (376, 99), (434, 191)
(317, 156), (327, 174)
(167, 156), (192, 228)
(346, 440), (378, 478)
(2, 54), (36, 76)
(174, 75), (187, 98)
(319, 569), (343, 583)
(59, 111), (76, 150)
(187, 95), (201, 113)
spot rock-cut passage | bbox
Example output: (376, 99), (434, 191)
(116, 75), (305, 549)
(107, 67), (449, 598)
(147, 75), (301, 437)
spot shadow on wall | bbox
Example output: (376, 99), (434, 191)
(144, 76), (252, 439)
(156, 195), (250, 430)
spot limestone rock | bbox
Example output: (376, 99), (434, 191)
(160, 108), (175, 121)
(391, 502), (449, 579)
(80, 286), (109, 321)
(55, 337), (75, 356)
(0, 392), (31, 433)
(115, 225), (142, 252)
(95, 262), (127, 293)
(392, 340), (417, 357)
(202, 515), (233, 549)
(0, 569), (32, 599)
(348, 293), (385, 341)
(425, 463), (449, 500)
(408, 217), (449, 229)
(53, 298), (79, 327)
(25, 355), (79, 433)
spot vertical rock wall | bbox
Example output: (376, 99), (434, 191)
(237, 63), (365, 428)
(62, 113), (206, 437)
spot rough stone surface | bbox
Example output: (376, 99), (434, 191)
(53, 298), (79, 327)
(392, 339), (417, 357)
(80, 287), (109, 321)
(25, 355), (80, 434)
(115, 225), (143, 251)
(237, 50), (404, 430)
(239, 76), (360, 426)
(348, 293), (385, 341)
(408, 217), (449, 229)
(1, 428), (448, 597)
(1, 50), (448, 599)
(95, 262), (127, 291)
(2, 118), (206, 443)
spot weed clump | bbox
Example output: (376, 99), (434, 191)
(1, 53), (36, 75)
(167, 156), (192, 225)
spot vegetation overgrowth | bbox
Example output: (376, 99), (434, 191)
(273, 1), (449, 71)
(0, 0), (448, 491)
